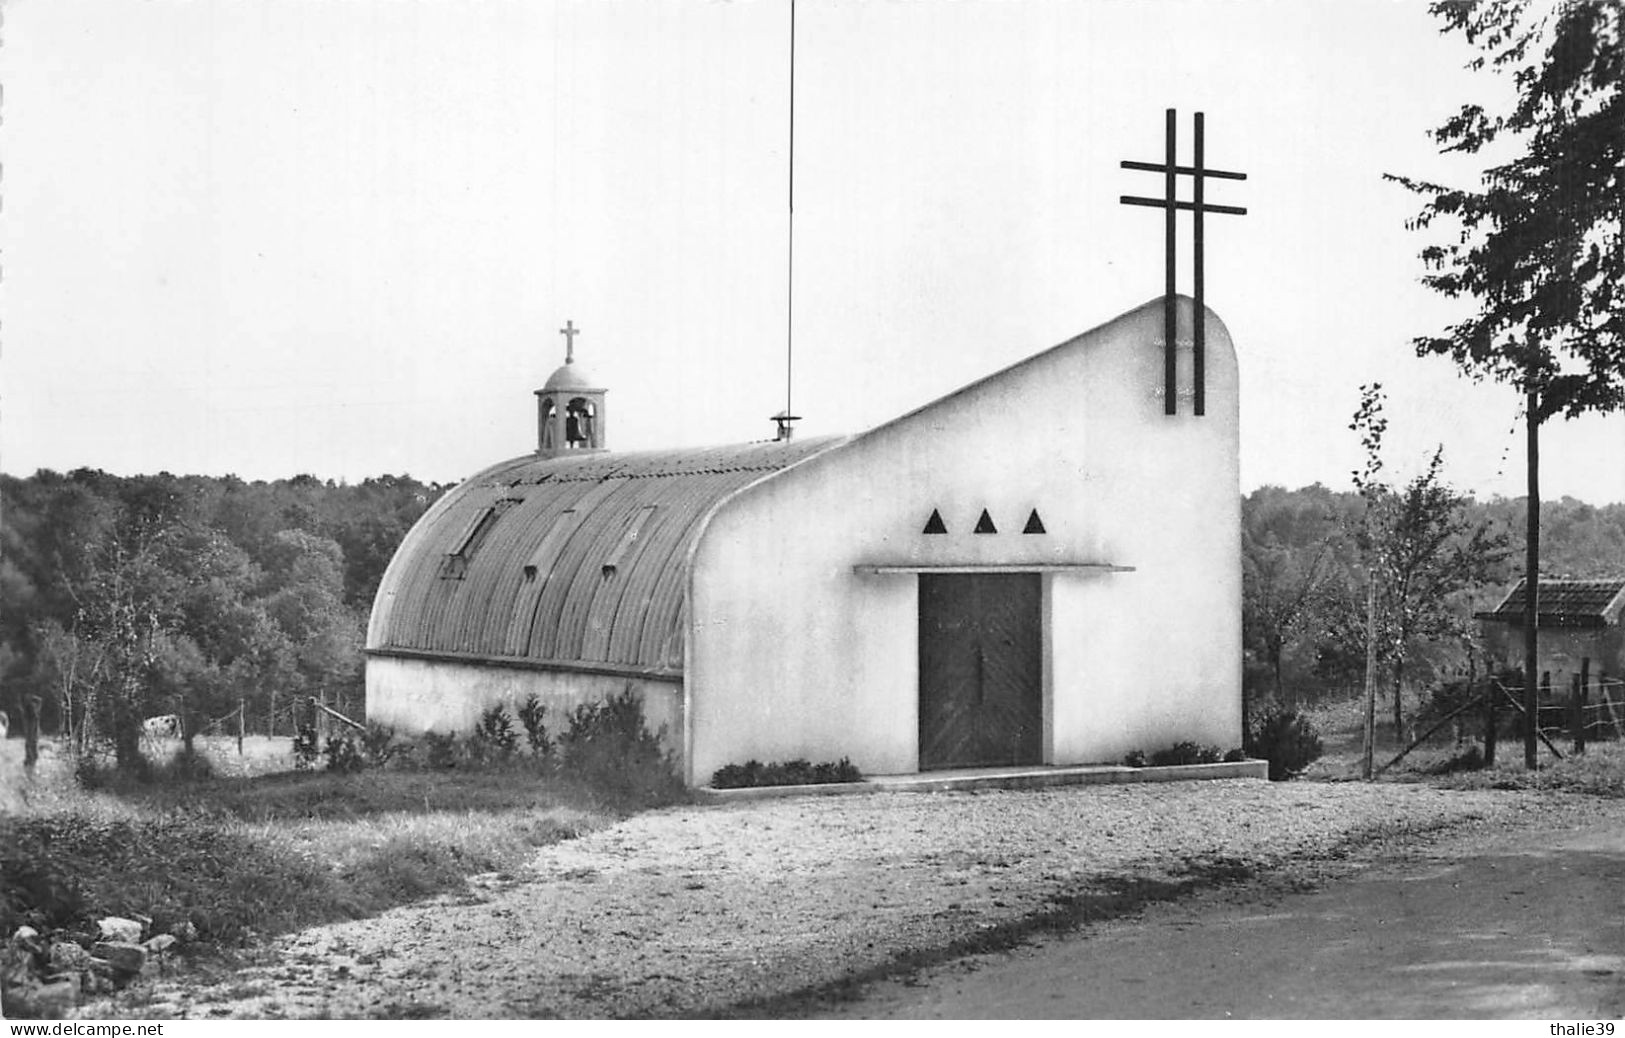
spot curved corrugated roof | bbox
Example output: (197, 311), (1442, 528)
(367, 436), (846, 676)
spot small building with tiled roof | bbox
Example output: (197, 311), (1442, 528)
(1475, 578), (1625, 693)
(367, 297), (1243, 785)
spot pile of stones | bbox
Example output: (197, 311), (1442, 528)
(1, 916), (190, 1018)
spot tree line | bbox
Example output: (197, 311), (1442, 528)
(0, 469), (445, 767)
(1242, 476), (1625, 731)
(4, 458), (1621, 768)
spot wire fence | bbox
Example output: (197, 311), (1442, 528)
(129, 686), (367, 756)
(1489, 677), (1625, 742)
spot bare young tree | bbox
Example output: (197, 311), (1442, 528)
(1352, 386), (1507, 761)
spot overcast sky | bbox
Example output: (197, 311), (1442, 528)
(4, 0), (1621, 503)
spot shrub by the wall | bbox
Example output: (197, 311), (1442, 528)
(323, 734), (365, 774)
(710, 758), (863, 789)
(558, 686), (683, 804)
(1148, 742), (1224, 767)
(1246, 707), (1324, 780)
(518, 695), (553, 759)
(361, 723), (403, 768)
(423, 730), (459, 770)
(471, 705), (519, 763)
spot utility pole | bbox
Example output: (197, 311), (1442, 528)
(1362, 577), (1377, 780)
(1523, 382), (1540, 770)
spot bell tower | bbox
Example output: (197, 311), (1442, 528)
(535, 320), (608, 456)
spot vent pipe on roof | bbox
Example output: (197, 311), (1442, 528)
(771, 409), (800, 442)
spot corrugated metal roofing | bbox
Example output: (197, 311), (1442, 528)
(367, 437), (846, 675)
(1477, 579), (1625, 628)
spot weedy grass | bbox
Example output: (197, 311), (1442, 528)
(1298, 696), (1625, 796)
(1426, 739), (1625, 797)
(0, 737), (664, 948)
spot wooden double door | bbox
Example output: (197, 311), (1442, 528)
(918, 573), (1042, 770)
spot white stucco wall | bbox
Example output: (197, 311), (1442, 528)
(366, 655), (683, 750)
(684, 296), (1241, 785)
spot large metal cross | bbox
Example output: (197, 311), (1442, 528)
(1120, 109), (1247, 416)
(559, 319), (580, 364)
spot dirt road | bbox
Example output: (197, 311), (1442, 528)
(816, 800), (1625, 1019)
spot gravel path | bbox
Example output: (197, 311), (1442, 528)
(93, 780), (1591, 1019)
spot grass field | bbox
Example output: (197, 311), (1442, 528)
(0, 734), (664, 951)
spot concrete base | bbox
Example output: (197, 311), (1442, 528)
(695, 759), (1269, 803)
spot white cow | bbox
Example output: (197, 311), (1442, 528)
(0, 710), (8, 739)
(142, 714), (181, 739)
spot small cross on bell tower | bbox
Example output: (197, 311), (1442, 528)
(560, 319), (579, 364)
(535, 320), (608, 456)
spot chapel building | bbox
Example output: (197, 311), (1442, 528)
(365, 296), (1243, 785)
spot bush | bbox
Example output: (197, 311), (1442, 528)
(361, 723), (403, 768)
(710, 757), (863, 789)
(423, 730), (459, 770)
(558, 686), (683, 804)
(1122, 749), (1147, 768)
(323, 734), (365, 774)
(1414, 677), (1487, 744)
(1246, 708), (1324, 780)
(292, 724), (320, 771)
(0, 812), (332, 945)
(1148, 742), (1223, 767)
(74, 749), (152, 788)
(471, 705), (519, 763)
(0, 823), (87, 935)
(518, 695), (554, 759)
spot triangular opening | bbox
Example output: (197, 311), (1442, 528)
(922, 509), (948, 535)
(974, 509), (998, 534)
(1023, 509), (1047, 534)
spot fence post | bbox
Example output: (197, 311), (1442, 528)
(1578, 658), (1590, 754)
(22, 693), (42, 770)
(1570, 673), (1584, 754)
(238, 698), (246, 756)
(1539, 670), (1552, 738)
(1483, 678), (1497, 766)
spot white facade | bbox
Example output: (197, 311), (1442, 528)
(681, 296), (1240, 784)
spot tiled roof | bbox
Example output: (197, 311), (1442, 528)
(1476, 579), (1625, 628)
(366, 437), (847, 675)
